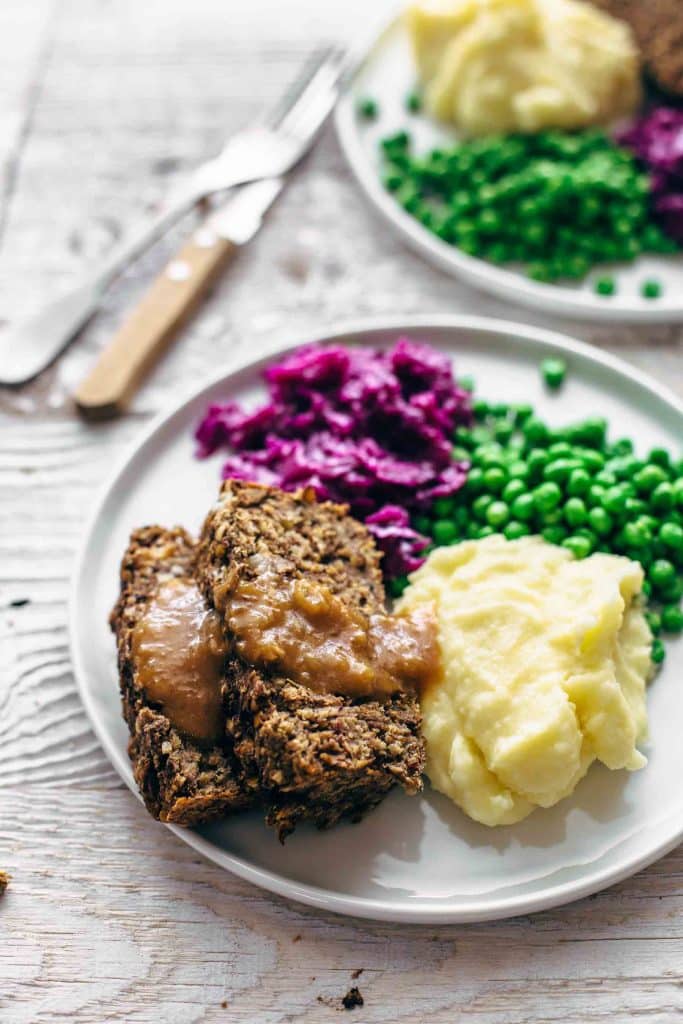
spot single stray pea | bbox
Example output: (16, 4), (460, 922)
(651, 638), (666, 664)
(357, 96), (379, 119)
(641, 279), (662, 300)
(405, 90), (422, 113)
(541, 357), (567, 390)
(595, 276), (616, 296)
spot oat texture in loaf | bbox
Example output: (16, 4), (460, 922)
(110, 525), (250, 826)
(197, 481), (425, 840)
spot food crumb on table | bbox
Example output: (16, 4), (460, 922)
(351, 968), (364, 979)
(342, 987), (365, 1010)
(0, 871), (10, 896)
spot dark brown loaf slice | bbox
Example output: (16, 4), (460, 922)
(594, 0), (683, 97)
(110, 525), (250, 826)
(197, 481), (425, 840)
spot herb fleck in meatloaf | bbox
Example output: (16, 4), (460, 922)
(110, 526), (250, 826)
(197, 481), (425, 840)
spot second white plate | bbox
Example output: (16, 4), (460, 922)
(336, 13), (683, 323)
(70, 315), (683, 923)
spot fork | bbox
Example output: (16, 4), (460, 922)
(0, 47), (346, 386)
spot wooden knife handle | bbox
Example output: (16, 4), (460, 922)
(74, 229), (237, 420)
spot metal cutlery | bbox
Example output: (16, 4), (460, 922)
(0, 47), (345, 387)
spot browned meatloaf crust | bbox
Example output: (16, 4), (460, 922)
(594, 0), (683, 98)
(196, 481), (425, 840)
(110, 525), (250, 826)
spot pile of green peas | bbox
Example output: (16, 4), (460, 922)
(405, 398), (683, 662)
(379, 129), (679, 283)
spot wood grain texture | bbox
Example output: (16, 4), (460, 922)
(0, 0), (682, 1021)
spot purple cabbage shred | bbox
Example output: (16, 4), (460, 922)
(617, 107), (683, 243)
(195, 338), (472, 577)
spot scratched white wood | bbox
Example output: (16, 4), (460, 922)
(0, 1), (682, 1021)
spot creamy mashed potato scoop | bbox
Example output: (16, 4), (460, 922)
(398, 536), (653, 826)
(406, 0), (641, 136)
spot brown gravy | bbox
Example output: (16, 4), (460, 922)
(132, 579), (227, 744)
(228, 574), (438, 700)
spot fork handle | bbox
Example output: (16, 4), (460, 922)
(74, 231), (237, 419)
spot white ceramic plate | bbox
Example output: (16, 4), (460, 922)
(70, 316), (683, 923)
(335, 13), (683, 323)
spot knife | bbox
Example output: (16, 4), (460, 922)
(73, 178), (284, 419)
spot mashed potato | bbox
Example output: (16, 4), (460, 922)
(398, 536), (652, 826)
(406, 0), (641, 135)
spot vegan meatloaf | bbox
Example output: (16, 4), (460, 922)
(110, 525), (250, 826)
(197, 481), (425, 840)
(594, 0), (683, 98)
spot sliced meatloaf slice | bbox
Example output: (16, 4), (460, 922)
(196, 481), (425, 840)
(110, 525), (250, 826)
(594, 0), (683, 98)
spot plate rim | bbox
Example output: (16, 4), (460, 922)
(69, 313), (683, 924)
(335, 14), (683, 325)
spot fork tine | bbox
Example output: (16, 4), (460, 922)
(262, 46), (339, 130)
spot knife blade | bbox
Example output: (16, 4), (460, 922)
(74, 177), (284, 419)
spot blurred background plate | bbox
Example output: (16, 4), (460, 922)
(70, 316), (683, 922)
(336, 13), (683, 324)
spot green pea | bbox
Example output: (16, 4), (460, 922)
(659, 576), (683, 603)
(645, 611), (662, 636)
(477, 525), (496, 539)
(486, 500), (510, 528)
(432, 519), (458, 546)
(432, 496), (456, 518)
(650, 559), (676, 590)
(661, 604), (683, 633)
(405, 90), (422, 113)
(548, 441), (573, 457)
(578, 448), (605, 472)
(610, 438), (634, 456)
(567, 469), (590, 496)
(413, 515), (432, 535)
(503, 479), (526, 503)
(533, 482), (562, 513)
(511, 493), (536, 521)
(625, 496), (648, 517)
(634, 464), (668, 494)
(544, 458), (582, 484)
(523, 418), (550, 445)
(651, 482), (675, 512)
(542, 525), (567, 545)
(589, 484), (606, 505)
(651, 638), (666, 664)
(595, 471), (618, 488)
(595, 276), (616, 296)
(357, 96), (379, 119)
(527, 449), (550, 477)
(541, 357), (567, 389)
(641, 279), (662, 300)
(659, 521), (683, 550)
(483, 466), (507, 493)
(466, 466), (485, 493)
(504, 521), (530, 540)
(389, 575), (410, 598)
(473, 495), (494, 521)
(564, 497), (587, 527)
(495, 421), (515, 444)
(472, 400), (489, 421)
(507, 460), (529, 480)
(562, 535), (592, 559)
(588, 506), (613, 536)
(649, 447), (670, 468)
(602, 485), (629, 515)
(453, 506), (469, 528)
(514, 403), (534, 424)
(622, 521), (650, 548)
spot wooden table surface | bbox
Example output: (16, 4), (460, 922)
(2, 1), (682, 1021)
